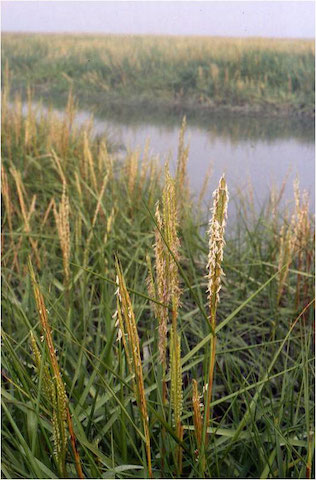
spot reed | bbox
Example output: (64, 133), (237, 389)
(28, 259), (84, 479)
(53, 182), (71, 287)
(29, 330), (53, 402)
(52, 150), (67, 185)
(150, 166), (181, 366)
(293, 180), (313, 310)
(151, 204), (168, 371)
(127, 150), (140, 198)
(1, 165), (16, 270)
(83, 131), (98, 192)
(170, 327), (183, 474)
(146, 242), (168, 474)
(192, 379), (203, 453)
(175, 116), (189, 212)
(203, 175), (229, 454)
(10, 167), (41, 269)
(115, 259), (152, 478)
(83, 172), (109, 267)
(147, 165), (183, 473)
(162, 169), (183, 473)
(30, 329), (68, 476)
(277, 221), (296, 305)
(277, 179), (312, 307)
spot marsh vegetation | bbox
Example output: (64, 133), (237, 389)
(1, 33), (315, 479)
(2, 33), (315, 116)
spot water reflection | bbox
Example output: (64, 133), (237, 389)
(22, 92), (314, 144)
(16, 97), (315, 211)
(94, 105), (315, 145)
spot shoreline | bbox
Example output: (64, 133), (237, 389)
(10, 84), (315, 123)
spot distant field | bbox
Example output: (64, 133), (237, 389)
(2, 33), (315, 116)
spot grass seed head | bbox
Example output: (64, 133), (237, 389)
(115, 258), (152, 477)
(207, 175), (229, 327)
(53, 182), (70, 285)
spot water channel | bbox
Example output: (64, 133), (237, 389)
(23, 101), (315, 212)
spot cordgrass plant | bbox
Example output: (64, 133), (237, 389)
(2, 93), (315, 479)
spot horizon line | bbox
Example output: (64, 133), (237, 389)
(2, 30), (314, 41)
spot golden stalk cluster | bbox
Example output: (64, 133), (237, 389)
(148, 167), (181, 368)
(115, 259), (152, 478)
(29, 260), (84, 478)
(277, 178), (312, 306)
(10, 167), (41, 269)
(148, 165), (183, 472)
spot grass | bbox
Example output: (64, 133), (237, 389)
(2, 32), (315, 117)
(1, 83), (315, 479)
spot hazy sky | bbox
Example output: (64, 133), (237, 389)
(1, 1), (315, 38)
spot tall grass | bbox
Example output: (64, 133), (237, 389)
(2, 33), (315, 115)
(2, 90), (315, 479)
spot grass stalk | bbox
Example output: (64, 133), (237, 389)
(203, 175), (229, 460)
(115, 259), (152, 478)
(28, 259), (84, 479)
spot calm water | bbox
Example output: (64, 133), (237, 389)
(88, 108), (315, 212)
(23, 101), (315, 211)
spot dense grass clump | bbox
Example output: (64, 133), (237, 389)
(2, 33), (315, 116)
(1, 89), (315, 478)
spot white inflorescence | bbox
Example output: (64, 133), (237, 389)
(207, 176), (229, 316)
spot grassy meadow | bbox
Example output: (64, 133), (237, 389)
(2, 33), (315, 116)
(2, 56), (315, 480)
